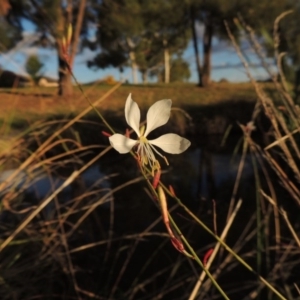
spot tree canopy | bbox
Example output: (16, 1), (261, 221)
(2, 0), (100, 95)
(88, 0), (189, 84)
(0, 0), (300, 92)
(25, 54), (44, 83)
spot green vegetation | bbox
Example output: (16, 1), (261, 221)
(25, 55), (44, 84)
(2, 0), (299, 96)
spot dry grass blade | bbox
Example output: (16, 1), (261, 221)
(0, 81), (123, 193)
(261, 190), (300, 248)
(280, 209), (300, 249)
(188, 199), (243, 300)
(0, 145), (112, 253)
(264, 127), (300, 151)
(294, 283), (300, 295)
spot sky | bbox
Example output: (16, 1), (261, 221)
(0, 18), (273, 84)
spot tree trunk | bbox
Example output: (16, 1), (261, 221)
(127, 37), (138, 84)
(119, 67), (124, 82)
(190, 8), (202, 86)
(57, 45), (73, 96)
(129, 50), (138, 84)
(69, 0), (87, 67)
(202, 14), (213, 87)
(141, 70), (148, 84)
(163, 40), (170, 84)
(54, 3), (73, 96)
(54, 0), (86, 96)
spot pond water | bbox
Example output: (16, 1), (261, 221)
(0, 137), (254, 211)
(0, 164), (110, 201)
(1, 132), (297, 300)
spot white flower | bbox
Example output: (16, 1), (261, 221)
(109, 94), (191, 171)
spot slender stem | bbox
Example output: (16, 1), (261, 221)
(160, 183), (287, 300)
(69, 69), (117, 134)
(138, 165), (230, 300)
(168, 214), (230, 300)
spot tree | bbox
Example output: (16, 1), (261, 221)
(90, 0), (144, 84)
(190, 5), (202, 86)
(89, 0), (189, 84)
(188, 0), (242, 87)
(169, 57), (191, 82)
(6, 0), (94, 96)
(152, 57), (191, 83)
(25, 54), (43, 84)
(188, 0), (291, 87)
(0, 0), (22, 51)
(0, 19), (21, 51)
(141, 0), (190, 84)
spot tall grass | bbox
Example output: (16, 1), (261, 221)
(0, 14), (299, 300)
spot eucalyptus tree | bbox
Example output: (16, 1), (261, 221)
(90, 0), (144, 84)
(153, 56), (190, 83)
(140, 0), (190, 84)
(188, 0), (245, 87)
(89, 0), (189, 84)
(6, 0), (97, 96)
(188, 0), (291, 87)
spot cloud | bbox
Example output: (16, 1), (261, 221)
(19, 47), (39, 57)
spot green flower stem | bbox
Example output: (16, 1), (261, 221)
(138, 166), (230, 300)
(70, 70), (117, 134)
(167, 213), (230, 300)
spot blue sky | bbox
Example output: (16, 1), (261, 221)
(0, 19), (272, 84)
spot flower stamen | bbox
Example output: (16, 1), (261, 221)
(108, 94), (190, 172)
(137, 136), (166, 174)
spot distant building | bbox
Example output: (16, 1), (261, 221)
(38, 76), (58, 87)
(0, 70), (32, 88)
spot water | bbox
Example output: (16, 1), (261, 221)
(0, 139), (256, 219)
(1, 134), (295, 300)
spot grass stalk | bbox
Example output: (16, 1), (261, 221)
(188, 199), (242, 300)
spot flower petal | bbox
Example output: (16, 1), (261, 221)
(109, 134), (137, 153)
(144, 99), (172, 137)
(149, 133), (191, 154)
(125, 93), (141, 136)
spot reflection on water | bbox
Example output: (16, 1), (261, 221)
(0, 145), (255, 206)
(1, 133), (294, 300)
(0, 165), (110, 200)
(144, 141), (256, 211)
(187, 148), (253, 200)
